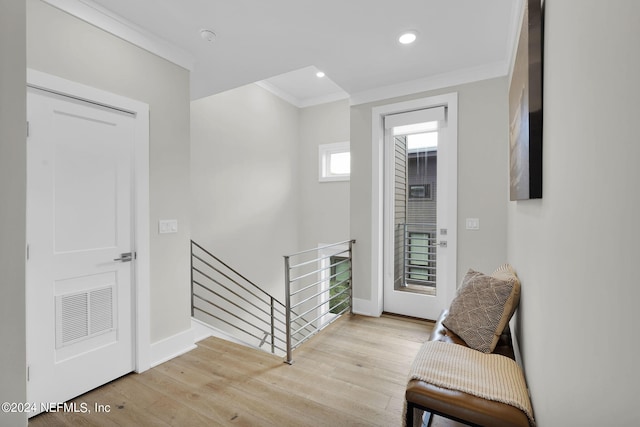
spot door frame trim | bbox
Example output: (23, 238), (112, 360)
(27, 69), (151, 372)
(370, 93), (458, 317)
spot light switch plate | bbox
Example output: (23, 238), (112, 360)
(466, 218), (480, 230)
(159, 219), (178, 234)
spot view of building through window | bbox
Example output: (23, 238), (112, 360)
(394, 125), (438, 291)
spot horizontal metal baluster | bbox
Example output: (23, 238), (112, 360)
(193, 305), (268, 344)
(288, 266), (333, 285)
(193, 294), (268, 333)
(191, 239), (355, 363)
(282, 240), (356, 363)
(193, 255), (270, 305)
(192, 241), (275, 301)
(192, 240), (295, 357)
(194, 274), (269, 310)
(291, 286), (351, 325)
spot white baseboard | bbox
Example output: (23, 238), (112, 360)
(191, 317), (256, 348)
(149, 328), (196, 368)
(192, 317), (215, 343)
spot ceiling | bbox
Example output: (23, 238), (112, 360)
(74, 0), (523, 106)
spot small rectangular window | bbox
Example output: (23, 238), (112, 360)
(319, 142), (350, 182)
(409, 184), (432, 199)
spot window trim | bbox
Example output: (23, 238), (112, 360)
(319, 141), (350, 182)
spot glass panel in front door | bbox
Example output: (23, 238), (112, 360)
(393, 129), (438, 295)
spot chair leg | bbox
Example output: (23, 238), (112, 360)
(406, 401), (414, 427)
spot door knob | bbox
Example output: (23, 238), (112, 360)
(113, 252), (133, 262)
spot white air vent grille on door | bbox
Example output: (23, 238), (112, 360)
(59, 293), (89, 344)
(90, 287), (113, 334)
(56, 286), (115, 348)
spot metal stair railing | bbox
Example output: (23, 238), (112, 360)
(284, 239), (355, 364)
(191, 241), (315, 356)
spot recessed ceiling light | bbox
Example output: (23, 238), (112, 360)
(200, 29), (216, 42)
(316, 71), (326, 78)
(399, 31), (418, 45)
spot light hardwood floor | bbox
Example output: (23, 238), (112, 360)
(29, 314), (434, 427)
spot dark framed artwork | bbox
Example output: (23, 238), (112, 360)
(509, 0), (543, 200)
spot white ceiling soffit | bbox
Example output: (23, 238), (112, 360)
(44, 0), (524, 107)
(256, 66), (349, 108)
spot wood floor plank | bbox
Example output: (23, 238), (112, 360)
(29, 314), (433, 427)
(131, 366), (254, 425)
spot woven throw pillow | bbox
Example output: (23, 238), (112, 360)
(489, 264), (521, 344)
(442, 267), (520, 353)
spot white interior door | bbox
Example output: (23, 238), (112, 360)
(26, 87), (135, 414)
(382, 101), (458, 320)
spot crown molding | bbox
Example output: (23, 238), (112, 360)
(256, 81), (349, 109)
(255, 81), (300, 107)
(349, 60), (509, 106)
(43, 0), (195, 71)
(297, 91), (349, 109)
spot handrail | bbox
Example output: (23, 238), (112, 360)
(285, 239), (355, 258)
(192, 258), (288, 319)
(192, 241), (277, 301)
(191, 240), (316, 357)
(283, 239), (355, 364)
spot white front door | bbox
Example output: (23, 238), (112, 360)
(26, 86), (135, 413)
(380, 94), (458, 320)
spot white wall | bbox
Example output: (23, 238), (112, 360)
(191, 83), (300, 298)
(298, 99), (351, 250)
(508, 1), (640, 425)
(0, 1), (28, 425)
(350, 77), (509, 307)
(27, 0), (192, 343)
(191, 89), (351, 302)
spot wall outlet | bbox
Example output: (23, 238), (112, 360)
(159, 219), (178, 234)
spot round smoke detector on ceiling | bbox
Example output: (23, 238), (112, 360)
(200, 29), (216, 42)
